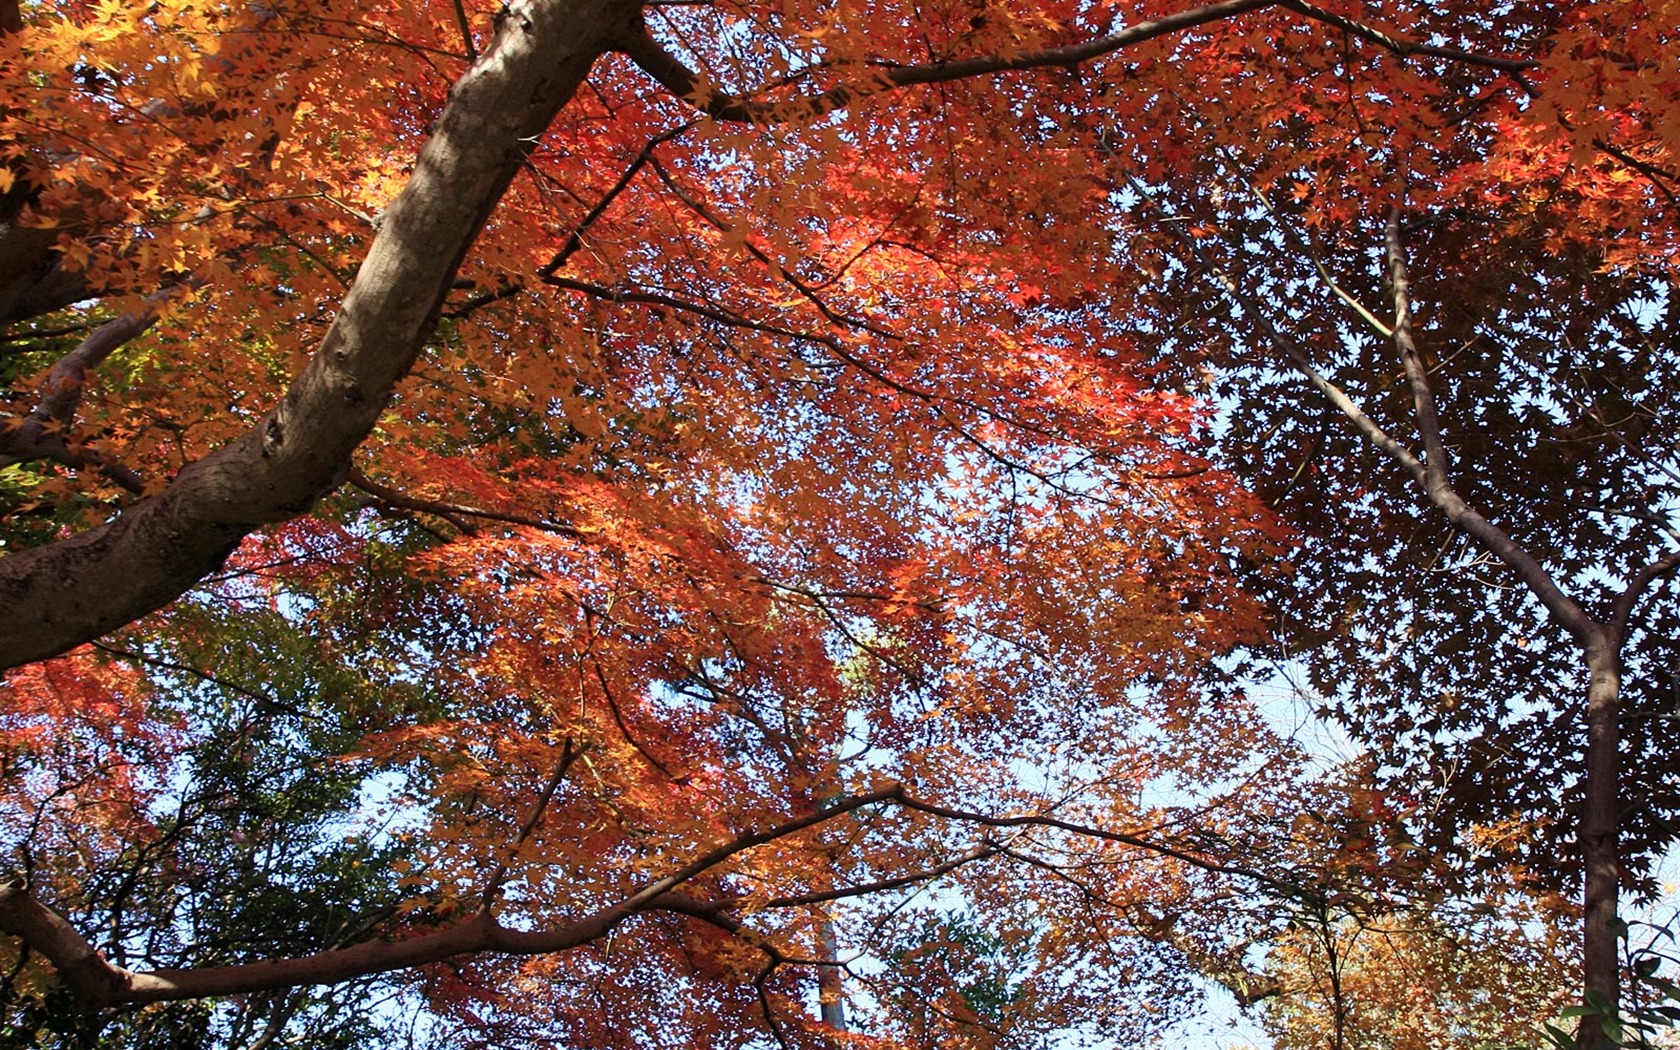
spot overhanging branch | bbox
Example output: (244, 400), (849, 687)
(1, 781), (1275, 1011)
(620, 0), (1279, 124)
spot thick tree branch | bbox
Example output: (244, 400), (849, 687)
(0, 0), (644, 669)
(0, 226), (91, 324)
(0, 877), (128, 1009)
(620, 0), (1279, 124)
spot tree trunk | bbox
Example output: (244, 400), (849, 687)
(1580, 634), (1623, 1049)
(817, 917), (847, 1033)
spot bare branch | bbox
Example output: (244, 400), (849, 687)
(1381, 211), (1601, 647)
(888, 790), (1282, 887)
(539, 123), (695, 278)
(760, 845), (999, 908)
(1386, 209), (1450, 493)
(1128, 176), (1429, 487)
(1232, 165), (1393, 338)
(0, 781), (1285, 1010)
(1609, 550), (1680, 643)
(452, 0), (478, 62)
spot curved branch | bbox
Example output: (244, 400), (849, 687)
(0, 781), (1278, 1011)
(1609, 550), (1680, 643)
(1277, 0), (1537, 75)
(620, 0), (1278, 124)
(348, 465), (586, 538)
(1382, 212), (1601, 647)
(0, 290), (177, 492)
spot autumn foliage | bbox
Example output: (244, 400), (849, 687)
(0, 0), (1677, 1046)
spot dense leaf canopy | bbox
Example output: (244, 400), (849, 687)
(0, 0), (1676, 1046)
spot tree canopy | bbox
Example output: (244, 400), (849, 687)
(1, 0), (1676, 1046)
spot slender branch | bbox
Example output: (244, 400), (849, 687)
(0, 434), (147, 494)
(620, 0), (1279, 124)
(0, 322), (94, 345)
(1594, 138), (1680, 209)
(451, 0), (478, 62)
(0, 289), (175, 490)
(1381, 211), (1600, 646)
(348, 465), (587, 538)
(644, 156), (901, 340)
(1234, 165), (1392, 338)
(1140, 181), (1605, 647)
(0, 780), (1287, 1010)
(759, 846), (998, 908)
(1386, 209), (1450, 493)
(539, 123), (695, 278)
(1609, 551), (1680, 642)
(1277, 0), (1538, 75)
(479, 738), (585, 909)
(888, 790), (1283, 887)
(1128, 176), (1429, 487)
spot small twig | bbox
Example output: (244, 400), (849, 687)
(452, 0), (478, 62)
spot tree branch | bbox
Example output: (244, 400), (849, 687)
(0, 0), (644, 669)
(1609, 550), (1680, 642)
(1129, 177), (1429, 487)
(1277, 0), (1538, 74)
(347, 465), (587, 538)
(620, 0), (1279, 124)
(0, 781), (1283, 1010)
(1140, 184), (1605, 649)
(1382, 211), (1601, 647)
(0, 877), (129, 1009)
(0, 290), (174, 491)
(480, 738), (585, 909)
(1386, 209), (1450, 494)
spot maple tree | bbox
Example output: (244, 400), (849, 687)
(0, 0), (1669, 1045)
(1105, 1), (1680, 1044)
(1256, 882), (1578, 1050)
